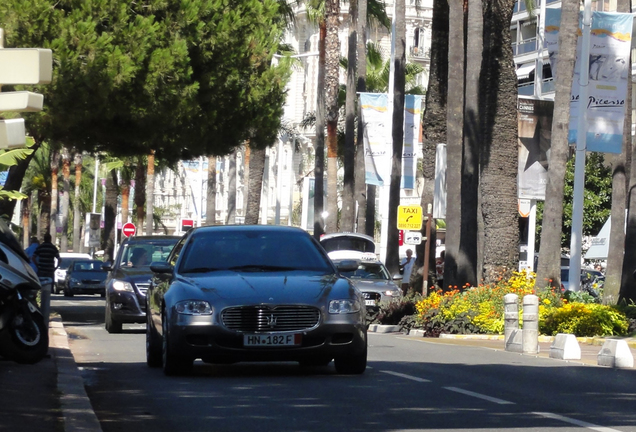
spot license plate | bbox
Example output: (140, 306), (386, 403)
(244, 334), (301, 347)
(365, 299), (376, 306)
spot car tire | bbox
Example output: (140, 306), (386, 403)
(105, 303), (122, 334)
(162, 313), (192, 376)
(146, 313), (162, 368)
(63, 288), (74, 298)
(334, 347), (367, 375)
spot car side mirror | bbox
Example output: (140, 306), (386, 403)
(150, 263), (174, 274)
(392, 273), (402, 281)
(102, 262), (113, 271)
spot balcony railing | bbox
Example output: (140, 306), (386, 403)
(410, 46), (430, 60)
(517, 78), (555, 97)
(512, 38), (538, 56)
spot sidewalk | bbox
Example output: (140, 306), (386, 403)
(0, 315), (102, 432)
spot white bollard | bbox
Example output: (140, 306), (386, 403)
(597, 339), (634, 368)
(550, 333), (581, 360)
(504, 293), (519, 350)
(522, 295), (539, 354)
(505, 328), (523, 353)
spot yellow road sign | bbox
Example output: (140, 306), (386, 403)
(397, 205), (422, 230)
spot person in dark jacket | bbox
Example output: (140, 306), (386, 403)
(33, 233), (60, 279)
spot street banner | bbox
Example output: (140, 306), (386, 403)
(545, 9), (632, 153)
(360, 93), (389, 186)
(518, 98), (553, 200)
(433, 143), (447, 219)
(360, 93), (423, 187)
(182, 159), (208, 219)
(402, 95), (423, 189)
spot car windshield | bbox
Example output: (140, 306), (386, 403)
(179, 229), (332, 274)
(118, 239), (179, 268)
(335, 260), (391, 280)
(73, 260), (103, 272)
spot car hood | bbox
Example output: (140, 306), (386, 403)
(71, 271), (108, 281)
(351, 279), (399, 292)
(110, 267), (156, 284)
(173, 272), (351, 305)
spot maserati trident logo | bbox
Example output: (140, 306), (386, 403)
(266, 314), (277, 328)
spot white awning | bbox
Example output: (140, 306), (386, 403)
(516, 63), (536, 80)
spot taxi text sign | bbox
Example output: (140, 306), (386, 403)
(397, 205), (422, 230)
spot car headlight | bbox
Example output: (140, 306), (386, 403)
(384, 289), (401, 296)
(175, 300), (212, 315)
(329, 299), (361, 314)
(112, 280), (134, 292)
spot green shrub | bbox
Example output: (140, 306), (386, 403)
(540, 303), (629, 336)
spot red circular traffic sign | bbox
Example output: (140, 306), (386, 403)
(122, 222), (136, 237)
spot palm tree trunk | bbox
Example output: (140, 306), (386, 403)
(479, 0), (519, 284)
(417, 0), (448, 291)
(386, 0), (406, 275)
(355, 0), (369, 235)
(104, 170), (118, 262)
(145, 150), (155, 235)
(206, 155), (217, 225)
(443, 0), (466, 290)
(21, 197), (30, 247)
(60, 148), (71, 252)
(73, 152), (83, 252)
(606, 0), (631, 304)
(314, 20), (327, 239)
(38, 189), (50, 239)
(135, 157), (146, 230)
(121, 181), (130, 224)
(226, 149), (237, 224)
(535, 0), (579, 290)
(325, 0), (341, 233)
(243, 146), (250, 220)
(50, 149), (60, 242)
(342, 0), (357, 232)
(245, 146), (266, 225)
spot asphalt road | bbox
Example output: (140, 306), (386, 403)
(52, 294), (636, 432)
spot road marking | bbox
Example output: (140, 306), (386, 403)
(533, 412), (623, 432)
(443, 386), (515, 405)
(380, 370), (431, 382)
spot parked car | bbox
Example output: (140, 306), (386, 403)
(319, 232), (376, 254)
(146, 225), (367, 376)
(560, 267), (604, 293)
(62, 260), (108, 297)
(54, 252), (91, 294)
(328, 250), (402, 310)
(103, 235), (180, 333)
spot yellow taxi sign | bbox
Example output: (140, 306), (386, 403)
(397, 205), (422, 230)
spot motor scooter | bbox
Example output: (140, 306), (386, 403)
(0, 220), (48, 364)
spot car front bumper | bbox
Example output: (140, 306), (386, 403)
(107, 290), (146, 323)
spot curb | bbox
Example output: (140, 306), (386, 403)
(50, 316), (103, 432)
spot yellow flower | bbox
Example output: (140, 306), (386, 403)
(543, 299), (551, 305)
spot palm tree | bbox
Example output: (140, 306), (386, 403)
(206, 155), (217, 225)
(72, 152), (83, 252)
(60, 147), (71, 252)
(535, 0), (580, 290)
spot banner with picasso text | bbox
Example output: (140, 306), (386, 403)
(545, 9), (632, 153)
(360, 93), (422, 187)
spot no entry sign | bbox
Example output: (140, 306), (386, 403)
(122, 222), (136, 238)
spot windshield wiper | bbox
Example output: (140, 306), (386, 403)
(183, 267), (221, 274)
(228, 265), (297, 272)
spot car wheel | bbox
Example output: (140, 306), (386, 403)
(334, 347), (367, 375)
(63, 288), (74, 298)
(162, 312), (192, 376)
(146, 312), (162, 368)
(105, 302), (122, 334)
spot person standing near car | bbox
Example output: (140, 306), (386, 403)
(33, 233), (60, 279)
(25, 236), (39, 273)
(399, 249), (415, 295)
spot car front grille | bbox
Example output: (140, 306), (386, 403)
(222, 306), (320, 332)
(136, 283), (150, 296)
(362, 292), (381, 301)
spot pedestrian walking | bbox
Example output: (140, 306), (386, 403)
(399, 249), (415, 295)
(24, 236), (39, 273)
(33, 233), (60, 279)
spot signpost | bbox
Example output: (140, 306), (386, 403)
(122, 222), (136, 238)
